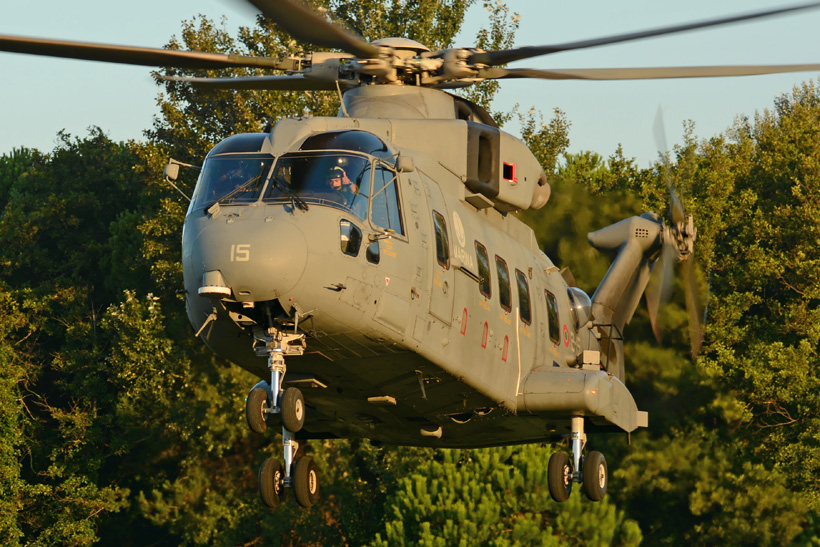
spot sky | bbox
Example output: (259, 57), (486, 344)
(2, 0), (819, 167)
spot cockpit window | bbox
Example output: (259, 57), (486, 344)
(301, 130), (393, 160)
(371, 165), (404, 235)
(264, 152), (371, 218)
(189, 155), (273, 212)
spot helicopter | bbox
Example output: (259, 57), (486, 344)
(4, 0), (820, 509)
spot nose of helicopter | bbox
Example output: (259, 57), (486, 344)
(185, 214), (308, 302)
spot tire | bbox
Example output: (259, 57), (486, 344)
(281, 387), (305, 433)
(583, 451), (607, 502)
(548, 451), (572, 503)
(246, 387), (268, 434)
(258, 458), (283, 508)
(293, 456), (320, 508)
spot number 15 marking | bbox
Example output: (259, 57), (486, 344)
(231, 244), (250, 262)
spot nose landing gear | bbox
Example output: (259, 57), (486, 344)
(247, 328), (319, 508)
(547, 416), (608, 503)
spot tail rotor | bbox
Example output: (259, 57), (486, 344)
(646, 106), (703, 359)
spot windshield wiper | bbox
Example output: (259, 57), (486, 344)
(271, 177), (309, 212)
(215, 175), (263, 206)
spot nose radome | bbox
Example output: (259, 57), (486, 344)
(194, 218), (308, 302)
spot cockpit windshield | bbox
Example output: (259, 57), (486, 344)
(265, 152), (371, 219)
(190, 154), (273, 211)
(187, 132), (403, 234)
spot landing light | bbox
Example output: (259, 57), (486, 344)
(199, 270), (232, 297)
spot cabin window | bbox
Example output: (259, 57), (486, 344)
(433, 211), (450, 268)
(339, 219), (362, 257)
(475, 241), (491, 298)
(496, 256), (511, 313)
(515, 269), (532, 324)
(366, 240), (380, 264)
(371, 165), (404, 235)
(545, 290), (560, 344)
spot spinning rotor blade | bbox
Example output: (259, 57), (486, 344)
(652, 107), (686, 224)
(479, 64), (820, 82)
(0, 34), (288, 69)
(645, 241), (677, 342)
(160, 74), (348, 90)
(245, 0), (380, 59)
(682, 254), (704, 359)
(470, 2), (820, 66)
(646, 106), (703, 358)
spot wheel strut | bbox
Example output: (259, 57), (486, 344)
(282, 426), (299, 487)
(268, 348), (286, 412)
(571, 416), (585, 483)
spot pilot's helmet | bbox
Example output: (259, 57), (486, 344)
(327, 166), (346, 188)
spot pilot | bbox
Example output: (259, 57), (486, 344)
(327, 166), (358, 205)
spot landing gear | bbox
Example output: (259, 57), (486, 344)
(281, 387), (305, 433)
(583, 451), (607, 501)
(292, 455), (320, 508)
(247, 327), (319, 508)
(246, 387), (269, 434)
(548, 451), (572, 502)
(548, 416), (609, 503)
(259, 457), (283, 507)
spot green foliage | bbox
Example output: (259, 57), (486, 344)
(370, 445), (641, 546)
(691, 81), (820, 512)
(0, 287), (28, 545)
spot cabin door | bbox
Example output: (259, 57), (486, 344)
(425, 180), (455, 325)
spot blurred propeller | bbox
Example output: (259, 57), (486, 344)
(2, 1), (820, 91)
(645, 106), (704, 359)
(469, 1), (820, 66)
(682, 253), (704, 359)
(478, 63), (820, 82)
(244, 0), (380, 59)
(0, 34), (290, 69)
(159, 74), (349, 91)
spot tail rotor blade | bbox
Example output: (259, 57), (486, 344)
(682, 255), (704, 359)
(653, 106), (686, 224)
(646, 237), (677, 342)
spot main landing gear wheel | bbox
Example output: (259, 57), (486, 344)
(246, 387), (268, 434)
(292, 455), (320, 508)
(259, 458), (283, 508)
(280, 387), (305, 433)
(583, 451), (608, 502)
(548, 451), (572, 502)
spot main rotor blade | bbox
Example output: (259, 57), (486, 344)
(470, 2), (820, 66)
(245, 0), (380, 59)
(480, 64), (820, 81)
(161, 74), (351, 90)
(0, 34), (287, 69)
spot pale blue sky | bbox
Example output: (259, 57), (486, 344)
(2, 0), (819, 166)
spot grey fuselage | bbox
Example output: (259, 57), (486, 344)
(182, 86), (647, 447)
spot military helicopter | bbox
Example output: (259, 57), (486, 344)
(4, 0), (820, 509)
